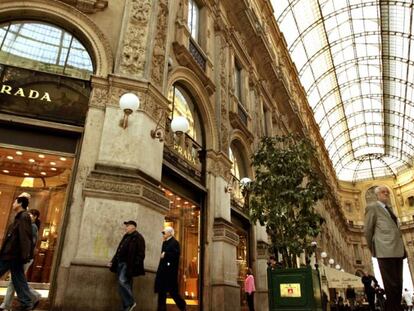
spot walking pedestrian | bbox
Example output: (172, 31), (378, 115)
(109, 220), (145, 311)
(0, 208), (41, 311)
(0, 196), (36, 311)
(154, 226), (186, 311)
(244, 268), (255, 311)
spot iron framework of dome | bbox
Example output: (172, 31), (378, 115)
(273, 0), (414, 182)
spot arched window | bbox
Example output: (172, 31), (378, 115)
(168, 84), (203, 146)
(229, 142), (249, 204)
(0, 21), (94, 79)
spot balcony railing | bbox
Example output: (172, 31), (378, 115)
(189, 39), (206, 71)
(237, 104), (248, 127)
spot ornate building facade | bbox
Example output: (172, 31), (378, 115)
(0, 0), (410, 311)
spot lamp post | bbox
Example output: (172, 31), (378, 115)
(328, 258), (334, 268)
(321, 251), (327, 265)
(311, 241), (318, 269)
(335, 264), (341, 270)
(119, 93), (140, 129)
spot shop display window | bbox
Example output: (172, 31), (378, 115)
(163, 188), (200, 307)
(0, 146), (73, 292)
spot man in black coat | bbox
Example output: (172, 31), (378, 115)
(0, 196), (36, 311)
(154, 226), (186, 311)
(109, 220), (145, 311)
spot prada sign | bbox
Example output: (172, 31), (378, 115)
(0, 64), (91, 126)
(0, 84), (51, 102)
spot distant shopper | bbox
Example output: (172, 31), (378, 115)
(109, 220), (145, 311)
(244, 268), (256, 311)
(154, 226), (186, 311)
(0, 208), (41, 311)
(403, 289), (413, 311)
(0, 196), (36, 311)
(345, 285), (356, 311)
(267, 255), (277, 270)
(364, 185), (406, 311)
(361, 271), (377, 311)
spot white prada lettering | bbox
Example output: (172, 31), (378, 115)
(0, 84), (52, 102)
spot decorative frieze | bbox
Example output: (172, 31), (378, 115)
(83, 164), (170, 213)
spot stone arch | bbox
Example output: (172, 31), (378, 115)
(0, 0), (113, 77)
(229, 129), (254, 178)
(167, 66), (218, 151)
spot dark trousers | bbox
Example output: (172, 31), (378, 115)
(246, 292), (255, 311)
(377, 257), (403, 311)
(0, 259), (33, 308)
(157, 288), (186, 311)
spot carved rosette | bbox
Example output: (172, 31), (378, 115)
(151, 0), (168, 87)
(119, 0), (152, 77)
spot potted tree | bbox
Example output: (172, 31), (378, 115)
(246, 134), (326, 311)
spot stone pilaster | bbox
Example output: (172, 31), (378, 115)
(54, 75), (170, 311)
(211, 218), (241, 311)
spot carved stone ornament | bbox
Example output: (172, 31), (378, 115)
(58, 0), (108, 13)
(205, 150), (232, 181)
(220, 35), (230, 152)
(83, 164), (170, 213)
(119, 0), (152, 77)
(213, 218), (239, 246)
(89, 85), (109, 109)
(151, 0), (168, 86)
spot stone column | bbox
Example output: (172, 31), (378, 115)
(54, 74), (172, 311)
(255, 225), (269, 311)
(203, 151), (241, 311)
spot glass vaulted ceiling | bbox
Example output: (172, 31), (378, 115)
(273, 0), (414, 182)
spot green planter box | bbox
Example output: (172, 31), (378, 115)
(268, 266), (322, 311)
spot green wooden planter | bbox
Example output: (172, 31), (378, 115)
(268, 266), (322, 311)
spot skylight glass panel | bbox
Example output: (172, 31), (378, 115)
(274, 0), (414, 182)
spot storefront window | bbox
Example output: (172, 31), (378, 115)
(163, 188), (201, 307)
(0, 21), (93, 80)
(235, 227), (249, 308)
(0, 146), (74, 294)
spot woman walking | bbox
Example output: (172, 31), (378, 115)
(244, 268), (256, 311)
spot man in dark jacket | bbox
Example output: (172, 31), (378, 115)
(154, 226), (186, 311)
(109, 220), (145, 311)
(0, 196), (35, 311)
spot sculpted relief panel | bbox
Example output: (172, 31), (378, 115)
(151, 0), (169, 87)
(119, 0), (152, 78)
